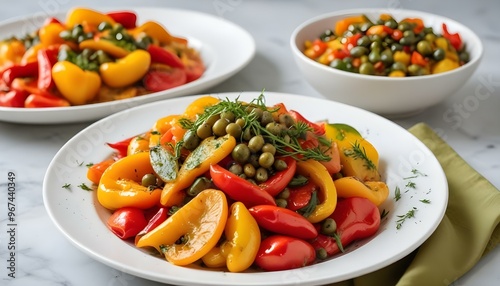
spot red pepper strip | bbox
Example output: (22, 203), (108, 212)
(411, 51), (427, 67)
(24, 93), (70, 108)
(343, 33), (362, 51)
(43, 17), (62, 25)
(134, 207), (168, 244)
(210, 164), (277, 208)
(0, 90), (29, 107)
(288, 110), (325, 135)
(106, 11), (137, 29)
(309, 197), (381, 257)
(287, 180), (315, 211)
(107, 207), (148, 240)
(2, 62), (39, 86)
(147, 44), (185, 69)
(304, 39), (328, 59)
(442, 23), (462, 50)
(37, 48), (59, 90)
(249, 205), (318, 240)
(259, 156), (296, 196)
(106, 136), (134, 158)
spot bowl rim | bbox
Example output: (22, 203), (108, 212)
(290, 8), (484, 81)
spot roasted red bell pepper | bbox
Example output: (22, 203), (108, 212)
(288, 110), (325, 135)
(106, 136), (134, 158)
(107, 207), (148, 240)
(249, 205), (318, 240)
(442, 23), (462, 51)
(2, 61), (39, 86)
(259, 156), (296, 196)
(147, 44), (185, 69)
(411, 51), (427, 67)
(43, 17), (62, 26)
(0, 90), (29, 107)
(134, 207), (168, 244)
(143, 68), (187, 92)
(286, 180), (316, 211)
(106, 11), (137, 29)
(343, 33), (362, 51)
(309, 197), (381, 257)
(37, 48), (58, 91)
(210, 164), (277, 208)
(24, 93), (70, 108)
(255, 235), (316, 271)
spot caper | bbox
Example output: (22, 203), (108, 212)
(385, 18), (398, 29)
(243, 163), (256, 178)
(275, 198), (288, 208)
(141, 173), (157, 187)
(250, 107), (263, 121)
(273, 159), (287, 171)
(357, 35), (371, 47)
(232, 143), (250, 164)
(399, 35), (416, 46)
(424, 33), (437, 43)
(408, 64), (423, 76)
(265, 122), (283, 136)
(259, 152), (275, 169)
(220, 110), (235, 122)
(187, 177), (212, 197)
(98, 21), (112, 31)
(228, 163), (243, 175)
(225, 122), (242, 138)
(359, 62), (375, 75)
(433, 48), (446, 61)
(279, 188), (290, 199)
(392, 61), (407, 73)
(255, 167), (269, 182)
(330, 58), (347, 70)
(369, 34), (382, 44)
(278, 113), (294, 127)
(398, 22), (413, 32)
(350, 46), (369, 57)
(368, 50), (381, 63)
(380, 49), (394, 65)
(182, 130), (200, 150)
(321, 218), (337, 235)
(212, 118), (229, 136)
(416, 40), (433, 56)
(242, 127), (253, 141)
(248, 135), (265, 153)
(262, 143), (276, 155)
(205, 114), (220, 126)
(459, 51), (470, 62)
(260, 111), (274, 126)
(370, 40), (382, 51)
(235, 118), (246, 128)
(360, 22), (373, 32)
(196, 122), (213, 139)
(390, 43), (403, 53)
(316, 248), (328, 260)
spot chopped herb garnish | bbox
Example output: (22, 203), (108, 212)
(380, 209), (389, 219)
(344, 141), (377, 171)
(420, 199), (431, 204)
(78, 183), (92, 191)
(396, 207), (417, 230)
(333, 232), (345, 253)
(405, 181), (417, 189)
(298, 190), (318, 217)
(62, 183), (71, 190)
(394, 186), (402, 201)
(411, 168), (427, 177)
(86, 162), (94, 167)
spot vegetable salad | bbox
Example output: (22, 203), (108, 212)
(87, 93), (389, 272)
(303, 13), (469, 76)
(0, 7), (204, 108)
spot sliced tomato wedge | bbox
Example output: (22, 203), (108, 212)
(143, 68), (187, 92)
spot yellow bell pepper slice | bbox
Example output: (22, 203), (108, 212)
(38, 22), (66, 47)
(325, 123), (381, 182)
(334, 15), (367, 36)
(52, 61), (101, 105)
(129, 21), (173, 46)
(65, 7), (116, 28)
(0, 40), (25, 66)
(334, 176), (389, 206)
(183, 96), (220, 119)
(99, 49), (151, 88)
(223, 202), (261, 272)
(79, 39), (130, 58)
(160, 134), (236, 206)
(127, 132), (152, 155)
(136, 189), (228, 266)
(296, 160), (337, 223)
(97, 151), (161, 210)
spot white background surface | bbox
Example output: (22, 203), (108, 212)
(0, 0), (499, 285)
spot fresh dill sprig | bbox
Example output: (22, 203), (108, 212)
(405, 181), (417, 189)
(396, 207), (417, 230)
(343, 141), (377, 170)
(394, 186), (402, 201)
(420, 199), (431, 204)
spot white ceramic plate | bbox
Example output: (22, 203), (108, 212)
(0, 7), (255, 124)
(43, 92), (448, 286)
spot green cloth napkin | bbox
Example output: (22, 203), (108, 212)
(329, 122), (500, 286)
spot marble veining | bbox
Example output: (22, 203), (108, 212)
(1, 0), (499, 286)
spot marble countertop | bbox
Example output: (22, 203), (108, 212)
(0, 0), (498, 285)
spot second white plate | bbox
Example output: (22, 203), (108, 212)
(0, 7), (255, 124)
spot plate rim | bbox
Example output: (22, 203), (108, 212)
(43, 91), (448, 286)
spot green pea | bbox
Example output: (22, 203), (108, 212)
(220, 110), (235, 122)
(244, 163), (256, 178)
(228, 163), (243, 175)
(225, 122), (242, 138)
(385, 19), (398, 29)
(350, 46), (369, 58)
(459, 51), (470, 62)
(259, 152), (275, 169)
(279, 188), (290, 199)
(255, 167), (269, 182)
(390, 43), (403, 53)
(360, 22), (373, 32)
(392, 61), (407, 73)
(232, 143), (250, 164)
(357, 35), (371, 47)
(275, 198), (288, 208)
(380, 49), (394, 65)
(433, 48), (446, 61)
(330, 58), (347, 70)
(212, 118), (229, 136)
(248, 135), (265, 153)
(416, 40), (433, 56)
(316, 248), (328, 260)
(321, 218), (337, 235)
(196, 122), (213, 139)
(359, 62), (375, 75)
(262, 143), (276, 156)
(187, 177), (212, 197)
(398, 22), (413, 32)
(141, 173), (157, 187)
(368, 50), (381, 63)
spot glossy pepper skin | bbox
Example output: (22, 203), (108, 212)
(65, 7), (116, 28)
(210, 164), (277, 208)
(99, 49), (151, 88)
(136, 189), (228, 266)
(248, 205), (318, 240)
(296, 159), (337, 223)
(334, 176), (389, 206)
(255, 235), (316, 271)
(97, 151), (162, 210)
(258, 156), (296, 197)
(309, 197), (381, 257)
(52, 61), (101, 105)
(107, 207), (148, 240)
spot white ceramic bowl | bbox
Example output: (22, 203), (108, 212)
(290, 8), (483, 117)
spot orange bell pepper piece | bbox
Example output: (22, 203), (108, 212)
(97, 151), (162, 210)
(334, 176), (389, 206)
(136, 189), (228, 266)
(87, 159), (115, 185)
(65, 7), (116, 29)
(334, 15), (367, 36)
